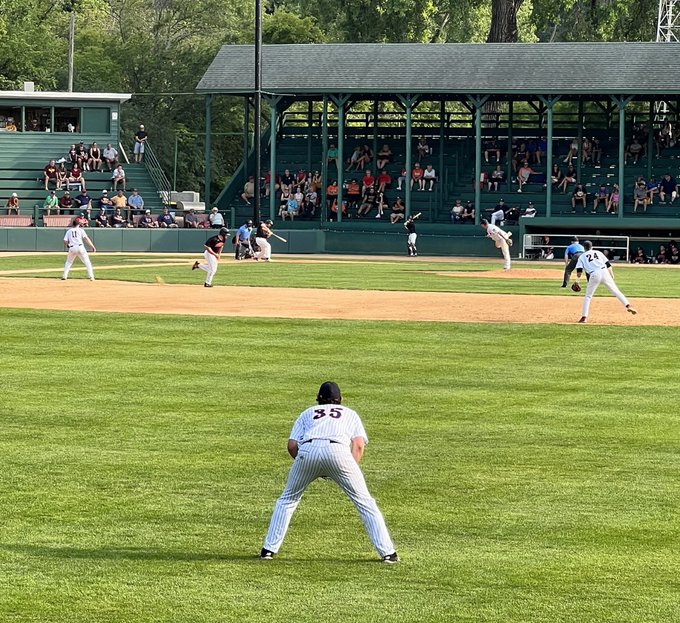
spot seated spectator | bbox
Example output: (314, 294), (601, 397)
(487, 165), (504, 192)
(417, 137), (431, 161)
(484, 139), (501, 163)
(563, 137), (578, 164)
(95, 207), (110, 227)
(127, 189), (144, 218)
(607, 184), (620, 214)
(157, 207), (177, 228)
(102, 143), (119, 171)
(278, 188), (291, 219)
(345, 178), (361, 200)
(138, 209), (157, 228)
(550, 164), (563, 189)
(281, 194), (298, 221)
(346, 146), (362, 172)
(630, 247), (648, 264)
(633, 181), (649, 213)
(74, 190), (92, 219)
(659, 173), (677, 204)
(241, 175), (255, 204)
(646, 177), (660, 204)
(375, 192), (387, 219)
(590, 137), (602, 164)
(625, 138), (643, 164)
(56, 162), (68, 188)
(43, 190), (59, 215)
(376, 169), (391, 194)
(111, 164), (126, 191)
(490, 199), (506, 225)
(59, 190), (74, 214)
(504, 206), (521, 224)
(329, 198), (347, 220)
(43, 160), (61, 191)
(461, 200), (475, 223)
(512, 142), (527, 172)
(540, 236), (554, 260)
(411, 163), (424, 191)
(670, 244), (680, 265)
(581, 136), (592, 164)
(111, 206), (128, 228)
(99, 189), (113, 213)
(558, 165), (577, 193)
(326, 144), (339, 170)
(397, 166), (406, 191)
(184, 208), (199, 228)
(326, 180), (338, 209)
(310, 171), (322, 192)
(389, 197), (405, 224)
(6, 192), (19, 215)
(376, 144), (393, 169)
(296, 169), (307, 187)
(451, 198), (463, 222)
(656, 244), (668, 264)
(262, 169), (278, 197)
(67, 164), (86, 191)
(305, 188), (318, 216)
(592, 185), (609, 213)
(209, 206), (225, 228)
(522, 201), (537, 218)
(517, 161), (538, 193)
(357, 185), (376, 217)
(361, 170), (375, 194)
(571, 184), (587, 212)
(4, 117), (17, 132)
(356, 144), (373, 170)
(88, 143), (102, 172)
(535, 137), (547, 165)
(423, 164), (437, 191)
(75, 142), (88, 169)
(67, 144), (78, 166)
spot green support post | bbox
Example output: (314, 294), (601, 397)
(268, 98), (278, 221)
(335, 96), (346, 223)
(204, 94), (212, 205)
(614, 96), (633, 221)
(576, 100), (583, 185)
(539, 95), (560, 219)
(506, 101), (513, 193)
(321, 95), (328, 222)
(243, 97), (250, 187)
(307, 100), (313, 173)
(647, 100), (654, 181)
(439, 100), (445, 221)
(372, 99), (379, 176)
(173, 133), (178, 191)
(405, 99), (412, 218)
(469, 95), (488, 226)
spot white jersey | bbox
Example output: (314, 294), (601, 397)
(64, 227), (88, 248)
(576, 249), (609, 275)
(486, 223), (510, 243)
(290, 404), (368, 446)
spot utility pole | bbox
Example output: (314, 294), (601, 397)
(655, 1), (680, 119)
(65, 1), (76, 91)
(253, 0), (262, 224)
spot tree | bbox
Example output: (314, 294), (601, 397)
(487, 0), (524, 42)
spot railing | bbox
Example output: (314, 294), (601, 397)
(143, 141), (173, 206)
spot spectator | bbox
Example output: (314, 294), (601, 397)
(411, 163), (424, 191)
(488, 165), (504, 192)
(281, 194), (298, 221)
(670, 244), (680, 265)
(95, 207), (110, 228)
(74, 190), (92, 219)
(571, 184), (587, 212)
(526, 139), (537, 164)
(138, 209), (157, 228)
(296, 169), (307, 187)
(451, 198), (463, 223)
(6, 193), (19, 215)
(517, 161), (538, 193)
(157, 207), (177, 228)
(630, 247), (648, 264)
(461, 200), (475, 223)
(376, 144), (393, 169)
(99, 189), (113, 213)
(376, 169), (391, 194)
(625, 138), (643, 165)
(512, 142), (527, 173)
(346, 146), (362, 172)
(184, 209), (199, 228)
(646, 177), (660, 205)
(656, 244), (668, 264)
(87, 143), (102, 172)
(356, 144), (373, 170)
(67, 164), (86, 192)
(423, 164), (437, 191)
(278, 187), (291, 219)
(581, 136), (592, 164)
(240, 175), (255, 204)
(660, 120), (673, 150)
(293, 185), (304, 208)
(540, 236), (554, 260)
(375, 192), (387, 219)
(504, 205), (520, 224)
(127, 189), (144, 219)
(310, 171), (322, 192)
(550, 164), (563, 189)
(490, 199), (506, 225)
(356, 185), (376, 217)
(75, 142), (88, 169)
(111, 207), (128, 228)
(633, 181), (649, 213)
(67, 144), (78, 166)
(43, 160), (60, 191)
(209, 207), (225, 229)
(563, 137), (578, 164)
(43, 190), (59, 215)
(558, 165), (577, 193)
(326, 144), (339, 170)
(102, 143), (119, 171)
(659, 174), (677, 204)
(535, 137), (547, 165)
(607, 184), (620, 214)
(389, 197), (405, 224)
(522, 201), (537, 218)
(305, 188), (318, 216)
(4, 117), (17, 132)
(484, 139), (501, 163)
(134, 124), (148, 163)
(329, 198), (347, 220)
(345, 179), (361, 211)
(417, 137), (431, 161)
(59, 190), (74, 215)
(112, 164), (126, 191)
(56, 162), (68, 188)
(280, 169), (295, 192)
(592, 184), (609, 214)
(397, 166), (406, 191)
(591, 137), (602, 164)
(326, 180), (338, 210)
(361, 170), (375, 194)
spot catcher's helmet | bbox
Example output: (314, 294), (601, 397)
(219, 227), (228, 236)
(317, 381), (342, 405)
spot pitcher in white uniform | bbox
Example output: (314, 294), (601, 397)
(260, 381), (399, 564)
(62, 218), (96, 280)
(574, 240), (637, 323)
(481, 218), (512, 270)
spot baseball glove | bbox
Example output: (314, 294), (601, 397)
(571, 282), (582, 292)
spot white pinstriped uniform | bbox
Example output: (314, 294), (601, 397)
(63, 227), (94, 280)
(485, 223), (512, 269)
(576, 249), (630, 318)
(263, 403), (396, 557)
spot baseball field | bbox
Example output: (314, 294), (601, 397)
(0, 253), (678, 623)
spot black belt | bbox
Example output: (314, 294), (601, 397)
(300, 439), (342, 445)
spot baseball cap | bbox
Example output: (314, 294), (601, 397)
(145, 209), (150, 214)
(50, 190), (55, 194)
(499, 198), (504, 202)
(528, 201), (534, 206)
(102, 189), (108, 194)
(11, 192), (17, 197)
(211, 207), (218, 211)
(246, 219), (253, 225)
(317, 381), (342, 404)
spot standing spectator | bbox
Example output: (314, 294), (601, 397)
(659, 173), (677, 204)
(43, 160), (60, 191)
(607, 184), (620, 214)
(102, 143), (119, 171)
(157, 207), (177, 228)
(127, 189), (144, 219)
(376, 169), (391, 194)
(112, 164), (126, 191)
(6, 193), (19, 215)
(99, 189), (113, 213)
(423, 164), (437, 191)
(411, 163), (424, 190)
(138, 209), (157, 228)
(74, 189), (92, 220)
(592, 184), (609, 213)
(87, 142), (102, 172)
(326, 144), (339, 170)
(43, 190), (59, 215)
(184, 208), (199, 228)
(209, 207), (225, 229)
(633, 181), (649, 213)
(95, 207), (110, 227)
(390, 197), (405, 224)
(241, 175), (255, 204)
(571, 184), (587, 212)
(59, 191), (74, 215)
(67, 164), (86, 192)
(133, 124), (148, 163)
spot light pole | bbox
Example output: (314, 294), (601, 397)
(64, 0), (76, 92)
(253, 0), (263, 223)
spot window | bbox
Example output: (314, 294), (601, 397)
(0, 107), (21, 132)
(55, 107), (80, 133)
(25, 107), (51, 132)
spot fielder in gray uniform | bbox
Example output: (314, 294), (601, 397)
(260, 381), (399, 563)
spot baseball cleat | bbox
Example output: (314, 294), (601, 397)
(260, 548), (274, 560)
(578, 317), (587, 323)
(204, 283), (213, 288)
(626, 306), (637, 315)
(192, 261), (199, 270)
(381, 552), (400, 564)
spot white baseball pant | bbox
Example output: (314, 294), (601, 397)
(581, 268), (630, 318)
(490, 209), (504, 225)
(63, 246), (94, 280)
(494, 238), (511, 269)
(264, 439), (396, 557)
(197, 250), (218, 285)
(256, 236), (271, 260)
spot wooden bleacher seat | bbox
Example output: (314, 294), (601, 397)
(44, 215), (75, 227)
(0, 215), (32, 227)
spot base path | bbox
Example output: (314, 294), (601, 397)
(1, 278), (678, 326)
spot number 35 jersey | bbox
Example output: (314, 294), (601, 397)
(289, 404), (368, 446)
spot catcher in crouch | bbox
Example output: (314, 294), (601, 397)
(571, 240), (637, 323)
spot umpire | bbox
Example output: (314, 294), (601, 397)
(234, 219), (254, 260)
(562, 236), (585, 287)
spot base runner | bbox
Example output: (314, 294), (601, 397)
(255, 219), (274, 262)
(192, 227), (227, 287)
(62, 218), (96, 280)
(260, 381), (399, 564)
(481, 218), (512, 270)
(573, 240), (637, 323)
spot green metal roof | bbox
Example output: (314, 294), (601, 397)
(197, 42), (680, 97)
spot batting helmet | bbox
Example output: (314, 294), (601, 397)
(317, 381), (342, 405)
(219, 227), (228, 237)
(265, 219), (273, 226)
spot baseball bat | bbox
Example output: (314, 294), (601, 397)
(271, 232), (288, 243)
(413, 212), (422, 219)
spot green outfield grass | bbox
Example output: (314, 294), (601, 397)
(2, 253), (680, 298)
(1, 309), (679, 623)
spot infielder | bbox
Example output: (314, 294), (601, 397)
(62, 218), (96, 280)
(573, 240), (637, 323)
(562, 236), (585, 287)
(255, 219), (274, 262)
(404, 212), (420, 256)
(481, 218), (512, 270)
(192, 227), (227, 287)
(260, 381), (399, 564)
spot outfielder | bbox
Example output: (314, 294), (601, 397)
(404, 212), (420, 256)
(255, 219), (274, 262)
(62, 218), (96, 280)
(192, 227), (227, 287)
(481, 218), (512, 270)
(260, 381), (399, 564)
(562, 236), (585, 287)
(573, 240), (637, 323)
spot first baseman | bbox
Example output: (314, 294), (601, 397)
(260, 381), (399, 564)
(192, 227), (227, 287)
(481, 218), (512, 270)
(62, 218), (96, 280)
(573, 240), (637, 323)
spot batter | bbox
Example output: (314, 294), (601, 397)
(404, 212), (420, 256)
(62, 218), (96, 280)
(255, 219), (274, 262)
(260, 381), (399, 564)
(481, 218), (512, 270)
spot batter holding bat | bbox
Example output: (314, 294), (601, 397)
(405, 212), (421, 256)
(255, 219), (275, 261)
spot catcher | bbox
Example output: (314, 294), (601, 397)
(404, 212), (421, 256)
